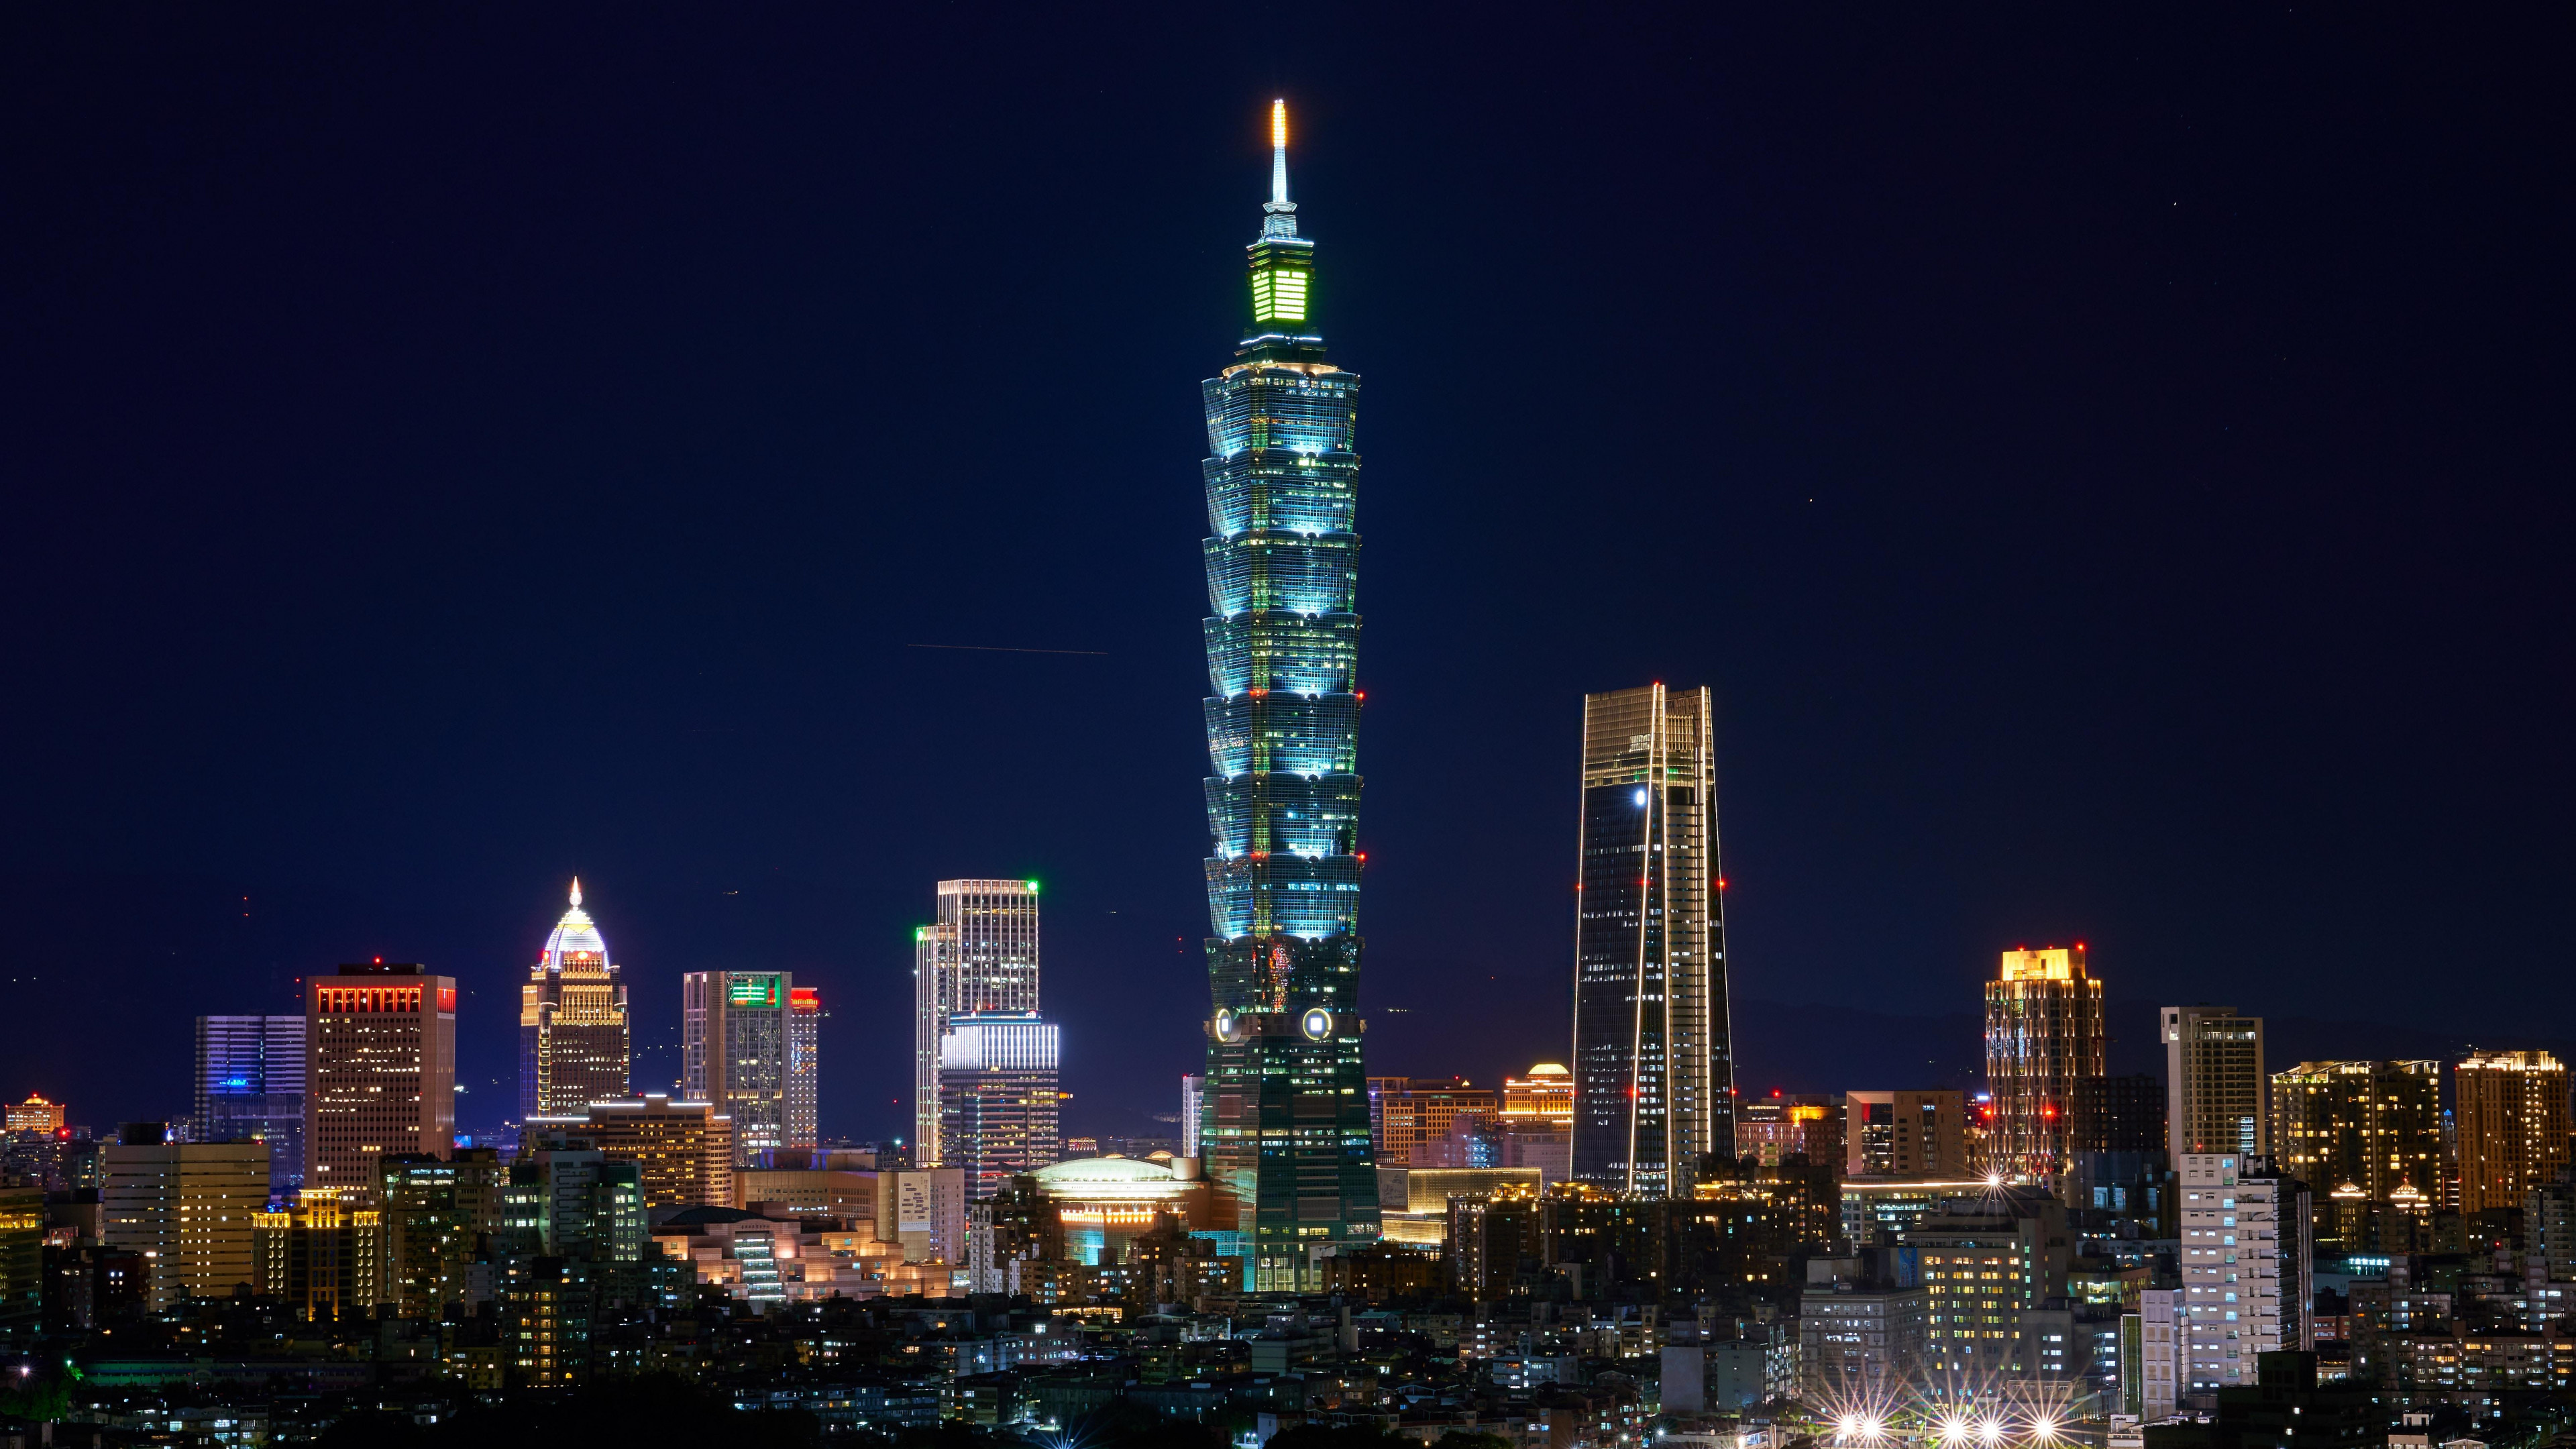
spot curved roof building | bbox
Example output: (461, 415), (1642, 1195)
(519, 878), (631, 1120)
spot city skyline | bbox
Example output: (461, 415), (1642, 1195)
(3, 15), (2569, 1157)
(0, 10), (2568, 1438)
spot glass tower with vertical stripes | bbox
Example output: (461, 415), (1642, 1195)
(1195, 101), (1380, 1291)
(1568, 683), (1735, 1198)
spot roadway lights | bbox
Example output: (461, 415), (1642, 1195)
(1978, 1420), (2005, 1447)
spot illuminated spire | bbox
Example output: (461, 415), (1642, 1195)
(1269, 99), (1290, 208)
(569, 876), (583, 908)
(1262, 99), (1297, 238)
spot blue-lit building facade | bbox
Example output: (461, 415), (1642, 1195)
(193, 1014), (306, 1201)
(1195, 101), (1380, 1291)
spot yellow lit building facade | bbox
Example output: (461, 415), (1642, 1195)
(519, 879), (631, 1121)
(2457, 1050), (2570, 1215)
(305, 963), (457, 1205)
(1982, 947), (2104, 1179)
(2269, 1059), (2440, 1203)
(5, 1095), (66, 1134)
(1502, 1065), (1575, 1126)
(99, 1134), (270, 1311)
(523, 1093), (733, 1210)
(252, 1188), (381, 1319)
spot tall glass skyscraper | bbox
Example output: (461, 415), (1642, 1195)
(936, 1012), (1062, 1199)
(1195, 101), (1379, 1291)
(1568, 684), (1735, 1198)
(914, 879), (1041, 1166)
(681, 970), (791, 1167)
(194, 1014), (305, 1201)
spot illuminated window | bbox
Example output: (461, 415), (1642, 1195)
(1252, 268), (1310, 323)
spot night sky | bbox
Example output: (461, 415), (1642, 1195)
(3, 9), (2569, 1144)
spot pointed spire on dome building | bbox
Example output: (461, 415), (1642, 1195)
(521, 878), (631, 1120)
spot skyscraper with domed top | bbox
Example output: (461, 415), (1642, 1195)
(519, 879), (631, 1120)
(1193, 100), (1379, 1292)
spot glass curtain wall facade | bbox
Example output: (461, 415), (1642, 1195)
(913, 879), (1041, 1166)
(1569, 683), (1733, 1198)
(936, 1012), (1063, 1199)
(195, 1014), (307, 1201)
(1195, 101), (1379, 1291)
(517, 879), (631, 1122)
(682, 971), (791, 1167)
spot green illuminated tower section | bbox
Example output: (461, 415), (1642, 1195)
(1196, 100), (1379, 1293)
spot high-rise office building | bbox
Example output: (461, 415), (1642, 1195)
(1983, 947), (2105, 1179)
(6, 1096), (65, 1134)
(2137, 1287), (2182, 1421)
(1368, 1078), (1497, 1167)
(2176, 1152), (2310, 1407)
(1570, 683), (1733, 1199)
(2269, 1060), (2440, 1202)
(914, 880), (1040, 1165)
(523, 1094), (735, 1210)
(881, 1167), (968, 1267)
(378, 1149), (508, 1320)
(1845, 1090), (1968, 1178)
(100, 1127), (270, 1310)
(503, 1144), (646, 1265)
(788, 987), (821, 1151)
(2072, 1073), (2167, 1152)
(0, 1183), (36, 1333)
(2455, 1050), (2571, 1215)
(2165, 1006), (2267, 1157)
(1913, 1187), (2072, 1382)
(1502, 1064), (1576, 1127)
(305, 963), (458, 1202)
(2066, 1071), (2171, 1218)
(251, 1188), (381, 1320)
(193, 1016), (305, 1201)
(936, 1012), (1061, 1199)
(682, 971), (791, 1167)
(518, 879), (630, 1122)
(1181, 1075), (1204, 1159)
(1735, 1093), (1844, 1171)
(1193, 101), (1381, 1291)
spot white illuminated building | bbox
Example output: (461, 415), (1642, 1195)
(2176, 1152), (2310, 1409)
(913, 879), (1041, 1164)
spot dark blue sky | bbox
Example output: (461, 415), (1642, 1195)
(3, 7), (2567, 1144)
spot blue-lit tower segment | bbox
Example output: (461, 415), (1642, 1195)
(1197, 100), (1379, 1293)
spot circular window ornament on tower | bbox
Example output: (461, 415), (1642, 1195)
(1301, 1008), (1334, 1040)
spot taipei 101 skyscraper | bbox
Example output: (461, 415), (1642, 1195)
(1195, 101), (1380, 1291)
